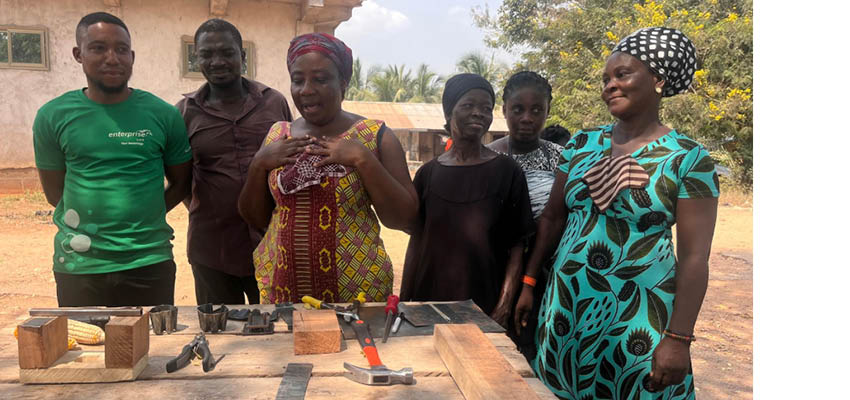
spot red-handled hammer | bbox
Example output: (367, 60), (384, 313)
(344, 318), (414, 386)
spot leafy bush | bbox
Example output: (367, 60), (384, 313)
(476, 0), (753, 188)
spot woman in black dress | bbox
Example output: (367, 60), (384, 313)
(400, 73), (535, 327)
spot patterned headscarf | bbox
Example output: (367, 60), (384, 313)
(286, 33), (353, 88)
(613, 27), (697, 97)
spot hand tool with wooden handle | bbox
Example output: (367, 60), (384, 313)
(382, 295), (399, 343)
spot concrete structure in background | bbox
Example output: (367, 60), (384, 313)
(0, 0), (362, 171)
(342, 101), (508, 165)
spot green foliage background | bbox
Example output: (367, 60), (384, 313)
(1, 31), (43, 64)
(475, 0), (753, 187)
(344, 53), (507, 105)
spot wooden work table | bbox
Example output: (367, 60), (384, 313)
(0, 303), (557, 399)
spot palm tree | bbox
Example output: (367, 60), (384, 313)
(368, 64), (415, 102)
(456, 52), (500, 81)
(455, 52), (508, 104)
(409, 64), (443, 103)
(345, 58), (376, 101)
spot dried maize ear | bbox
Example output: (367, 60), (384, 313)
(67, 319), (105, 345)
(14, 326), (79, 349)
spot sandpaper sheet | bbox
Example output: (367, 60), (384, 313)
(337, 300), (505, 340)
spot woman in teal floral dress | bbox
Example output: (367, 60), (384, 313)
(514, 27), (719, 399)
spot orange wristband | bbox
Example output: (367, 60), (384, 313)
(663, 329), (696, 343)
(522, 275), (537, 287)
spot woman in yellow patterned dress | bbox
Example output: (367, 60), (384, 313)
(238, 33), (418, 303)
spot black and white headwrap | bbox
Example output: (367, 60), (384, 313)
(613, 27), (697, 97)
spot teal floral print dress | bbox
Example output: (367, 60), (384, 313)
(533, 124), (719, 399)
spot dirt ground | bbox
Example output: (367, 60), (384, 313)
(0, 192), (752, 399)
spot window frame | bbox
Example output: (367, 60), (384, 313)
(180, 35), (255, 80)
(0, 25), (50, 71)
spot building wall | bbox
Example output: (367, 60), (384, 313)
(0, 0), (313, 168)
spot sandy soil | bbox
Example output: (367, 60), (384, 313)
(0, 193), (752, 398)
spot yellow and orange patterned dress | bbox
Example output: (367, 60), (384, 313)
(253, 119), (394, 304)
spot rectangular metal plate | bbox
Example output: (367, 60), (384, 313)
(338, 300), (505, 340)
(275, 363), (313, 400)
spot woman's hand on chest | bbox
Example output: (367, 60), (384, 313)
(308, 136), (372, 168)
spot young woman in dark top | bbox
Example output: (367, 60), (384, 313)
(400, 73), (535, 328)
(486, 71), (563, 360)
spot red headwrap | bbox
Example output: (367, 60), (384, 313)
(286, 33), (353, 88)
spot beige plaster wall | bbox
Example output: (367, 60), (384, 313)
(0, 0), (314, 168)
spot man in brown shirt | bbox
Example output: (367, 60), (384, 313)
(176, 19), (292, 304)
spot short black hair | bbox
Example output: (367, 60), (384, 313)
(194, 19), (243, 50)
(541, 124), (571, 146)
(76, 12), (130, 46)
(502, 71), (553, 106)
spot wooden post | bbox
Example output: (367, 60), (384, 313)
(293, 310), (341, 355)
(105, 313), (149, 368)
(434, 324), (540, 400)
(17, 316), (68, 369)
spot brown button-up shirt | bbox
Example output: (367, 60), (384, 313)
(176, 79), (292, 277)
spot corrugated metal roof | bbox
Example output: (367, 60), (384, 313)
(342, 101), (508, 132)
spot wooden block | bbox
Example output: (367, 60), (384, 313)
(293, 310), (341, 355)
(105, 313), (149, 368)
(434, 324), (540, 400)
(20, 351), (148, 384)
(17, 316), (68, 369)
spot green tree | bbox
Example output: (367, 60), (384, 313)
(409, 64), (443, 103)
(455, 52), (508, 102)
(0, 32), (10, 62)
(345, 58), (376, 101)
(476, 0), (753, 187)
(368, 64), (415, 102)
(1, 30), (43, 64)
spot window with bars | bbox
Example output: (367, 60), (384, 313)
(0, 26), (49, 70)
(180, 35), (254, 80)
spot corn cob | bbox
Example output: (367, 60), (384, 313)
(13, 327), (80, 349)
(67, 319), (105, 345)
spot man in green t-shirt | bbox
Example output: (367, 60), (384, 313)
(32, 12), (192, 307)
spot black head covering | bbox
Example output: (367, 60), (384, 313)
(613, 27), (697, 97)
(441, 73), (495, 122)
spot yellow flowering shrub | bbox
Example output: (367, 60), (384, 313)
(478, 0), (754, 186)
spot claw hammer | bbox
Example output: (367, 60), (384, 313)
(344, 318), (413, 386)
(302, 294), (413, 385)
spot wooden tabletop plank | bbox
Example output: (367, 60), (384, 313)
(0, 334), (533, 383)
(0, 304), (556, 399)
(0, 331), (534, 383)
(0, 376), (557, 399)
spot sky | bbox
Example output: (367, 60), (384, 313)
(334, 0), (518, 78)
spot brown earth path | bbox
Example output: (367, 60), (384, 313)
(0, 193), (752, 398)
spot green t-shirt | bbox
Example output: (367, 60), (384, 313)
(33, 89), (192, 274)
